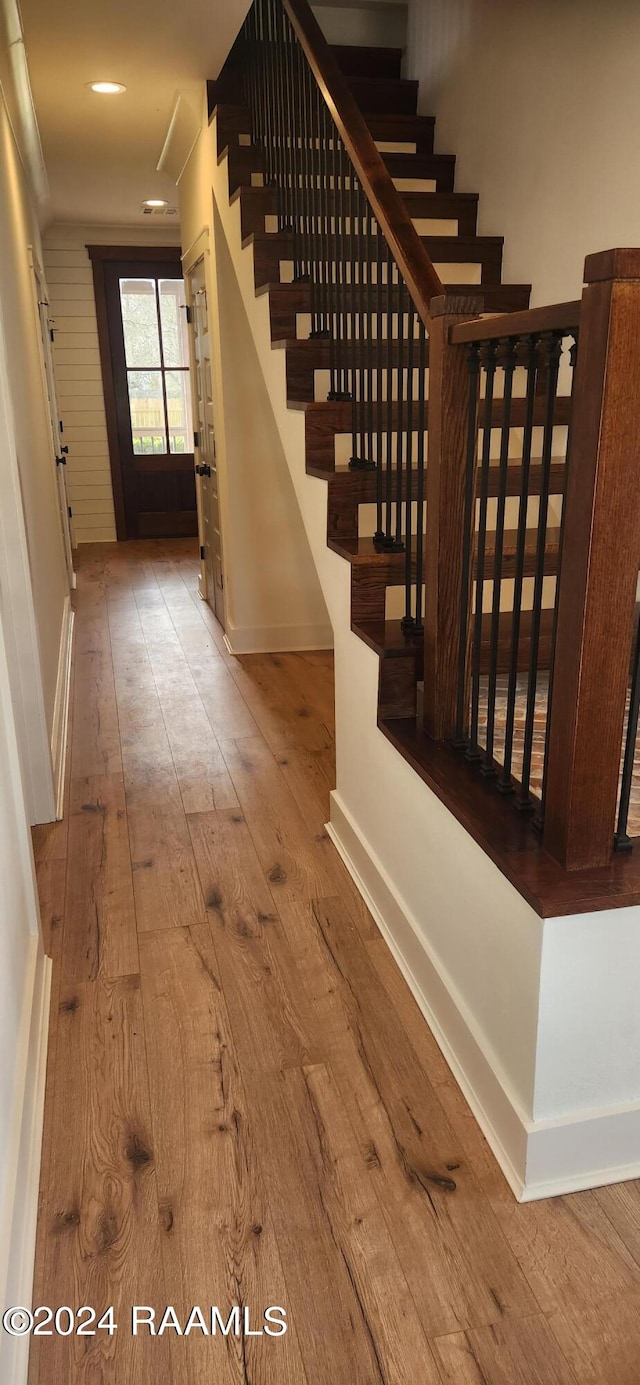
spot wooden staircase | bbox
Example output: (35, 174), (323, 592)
(208, 0), (640, 910)
(209, 40), (567, 728)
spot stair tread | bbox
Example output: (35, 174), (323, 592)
(352, 619), (424, 657)
(251, 229), (504, 248)
(235, 185), (479, 211)
(330, 528), (562, 566)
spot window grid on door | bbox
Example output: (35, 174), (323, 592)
(119, 277), (193, 455)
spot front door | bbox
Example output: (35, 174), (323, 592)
(186, 253), (226, 627)
(103, 257), (197, 539)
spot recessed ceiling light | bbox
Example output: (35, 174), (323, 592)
(88, 81), (126, 94)
(143, 199), (168, 208)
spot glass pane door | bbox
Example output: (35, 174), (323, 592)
(119, 277), (192, 456)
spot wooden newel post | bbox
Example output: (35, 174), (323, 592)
(423, 293), (483, 740)
(544, 249), (640, 870)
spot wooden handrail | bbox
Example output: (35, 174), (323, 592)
(279, 0), (444, 326)
(450, 299), (581, 345)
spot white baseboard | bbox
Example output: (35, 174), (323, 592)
(328, 790), (640, 1202)
(50, 596), (74, 820)
(224, 619), (334, 655)
(0, 942), (52, 1385)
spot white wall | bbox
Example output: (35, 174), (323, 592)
(44, 222), (182, 544)
(0, 287), (52, 1385)
(406, 0), (640, 306)
(312, 1), (408, 49)
(179, 117), (331, 653)
(0, 92), (68, 741)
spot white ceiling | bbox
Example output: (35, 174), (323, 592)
(19, 0), (251, 226)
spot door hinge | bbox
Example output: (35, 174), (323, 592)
(200, 544), (205, 561)
(59, 419), (64, 433)
(56, 455), (66, 467)
(68, 505), (73, 518)
(185, 304), (193, 324)
(50, 327), (55, 342)
(194, 430), (200, 449)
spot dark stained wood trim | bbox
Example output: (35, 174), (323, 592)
(423, 293), (483, 739)
(89, 251), (128, 540)
(87, 244), (181, 263)
(380, 718), (640, 918)
(88, 245), (185, 541)
(449, 300), (582, 345)
(280, 0), (444, 322)
(543, 251), (640, 869)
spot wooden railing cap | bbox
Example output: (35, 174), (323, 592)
(584, 248), (640, 284)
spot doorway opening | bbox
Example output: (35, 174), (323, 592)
(89, 245), (197, 540)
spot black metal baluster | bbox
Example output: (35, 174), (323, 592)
(390, 279), (405, 552)
(350, 184), (366, 464)
(282, 19), (293, 250)
(468, 340), (497, 759)
(482, 336), (516, 776)
(498, 334), (538, 792)
(414, 317), (428, 634)
(517, 330), (562, 809)
(454, 341), (481, 744)
(402, 305), (416, 627)
(365, 205), (376, 475)
(615, 609), (640, 850)
(330, 125), (340, 396)
(339, 142), (350, 404)
(274, 2), (287, 224)
(256, 1), (269, 169)
(345, 160), (358, 437)
(268, 0), (278, 205)
(375, 225), (385, 540)
(383, 249), (394, 545)
(299, 52), (311, 290)
(315, 80), (329, 339)
(318, 95), (337, 399)
(536, 329), (579, 829)
(352, 198), (376, 473)
(300, 54), (312, 311)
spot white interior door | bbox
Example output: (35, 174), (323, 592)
(30, 255), (75, 586)
(185, 251), (226, 629)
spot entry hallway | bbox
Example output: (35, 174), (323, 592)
(29, 541), (640, 1384)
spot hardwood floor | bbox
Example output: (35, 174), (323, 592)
(29, 539), (640, 1384)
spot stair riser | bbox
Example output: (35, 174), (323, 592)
(237, 187), (478, 242)
(224, 143), (455, 197)
(347, 76), (419, 116)
(345, 542), (559, 628)
(266, 283), (533, 343)
(304, 400), (568, 469)
(364, 113), (436, 154)
(282, 342), (425, 403)
(252, 232), (503, 286)
(331, 45), (403, 80)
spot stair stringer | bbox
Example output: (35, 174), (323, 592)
(209, 116), (553, 1202)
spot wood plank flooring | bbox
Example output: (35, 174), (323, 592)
(29, 539), (640, 1384)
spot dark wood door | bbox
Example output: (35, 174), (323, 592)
(103, 257), (197, 539)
